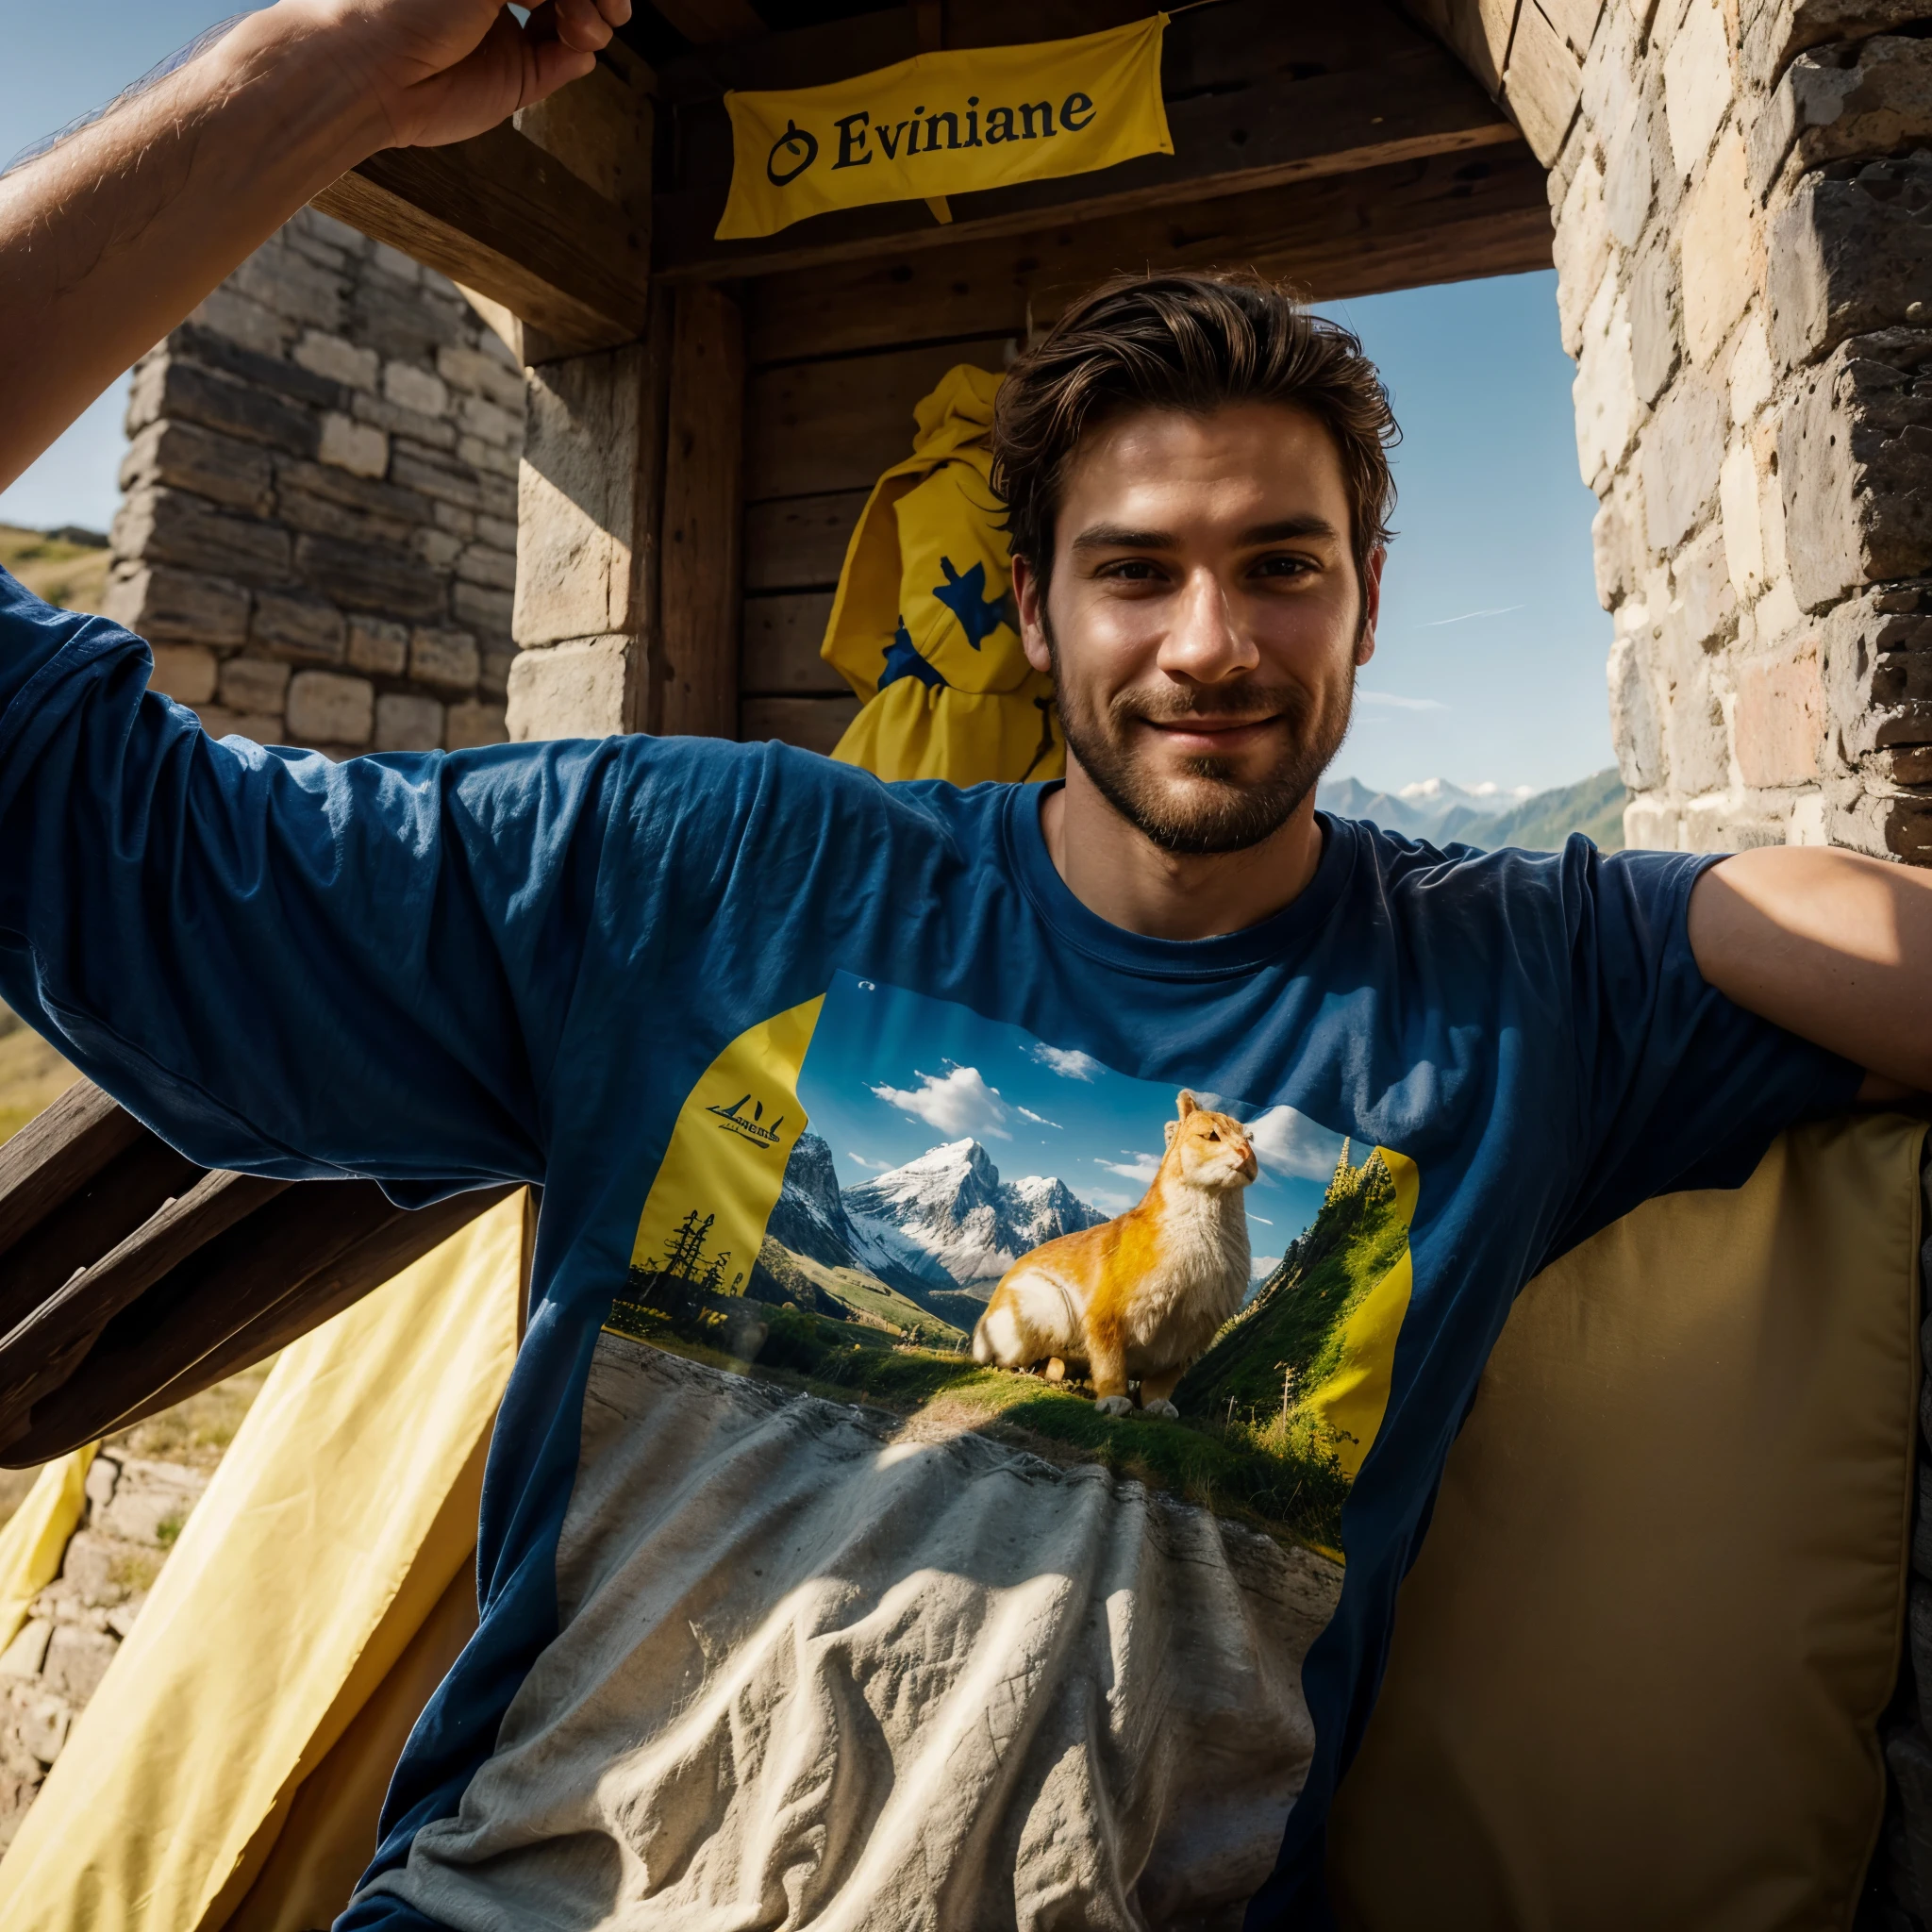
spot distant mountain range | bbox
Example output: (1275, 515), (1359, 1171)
(1318, 768), (1625, 852)
(765, 1133), (1106, 1321)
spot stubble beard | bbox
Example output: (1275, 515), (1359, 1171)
(1047, 628), (1357, 857)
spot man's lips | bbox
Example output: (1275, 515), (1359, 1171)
(1138, 713), (1283, 754)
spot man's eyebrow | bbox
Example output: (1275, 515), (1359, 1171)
(1070, 524), (1178, 552)
(1240, 516), (1341, 544)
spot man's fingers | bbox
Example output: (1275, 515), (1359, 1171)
(546, 0), (617, 54)
(525, 35), (598, 100)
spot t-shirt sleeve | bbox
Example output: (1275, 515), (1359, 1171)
(1546, 835), (1866, 1259)
(0, 573), (661, 1197)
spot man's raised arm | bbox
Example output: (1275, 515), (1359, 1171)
(1689, 848), (1932, 1099)
(0, 0), (628, 495)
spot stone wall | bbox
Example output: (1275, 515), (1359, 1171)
(1546, 0), (1932, 855)
(101, 209), (526, 758)
(0, 1450), (210, 1848)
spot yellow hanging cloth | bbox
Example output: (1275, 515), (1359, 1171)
(0, 1192), (524, 1932)
(823, 363), (1063, 786)
(0, 1447), (96, 1657)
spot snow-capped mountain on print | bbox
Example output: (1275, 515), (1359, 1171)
(761, 1129), (1107, 1324)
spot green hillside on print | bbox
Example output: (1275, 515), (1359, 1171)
(1182, 1141), (1408, 1431)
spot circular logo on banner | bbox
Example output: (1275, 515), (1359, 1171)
(766, 120), (820, 187)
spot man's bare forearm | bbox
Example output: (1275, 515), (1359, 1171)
(0, 12), (391, 492)
(1688, 846), (1932, 1095)
(0, 0), (625, 496)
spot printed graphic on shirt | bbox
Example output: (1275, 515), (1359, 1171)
(619, 971), (1416, 1554)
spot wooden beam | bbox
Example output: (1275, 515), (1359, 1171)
(744, 489), (870, 590)
(743, 591), (842, 694)
(653, 0), (768, 43)
(658, 284), (747, 738)
(313, 119), (652, 358)
(744, 143), (1554, 365)
(652, 0), (1520, 280)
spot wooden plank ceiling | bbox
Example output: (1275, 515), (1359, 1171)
(311, 0), (1554, 358)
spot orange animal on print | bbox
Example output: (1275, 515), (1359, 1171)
(972, 1091), (1257, 1418)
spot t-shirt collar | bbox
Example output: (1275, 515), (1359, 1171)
(1001, 781), (1356, 980)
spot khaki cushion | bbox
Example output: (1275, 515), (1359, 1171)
(1329, 1115), (1924, 1932)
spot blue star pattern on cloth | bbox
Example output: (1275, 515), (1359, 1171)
(879, 619), (947, 691)
(932, 557), (1010, 651)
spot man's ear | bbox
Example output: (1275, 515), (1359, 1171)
(1012, 553), (1054, 676)
(1355, 544), (1386, 669)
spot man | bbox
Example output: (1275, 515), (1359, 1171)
(2, 4), (1928, 1926)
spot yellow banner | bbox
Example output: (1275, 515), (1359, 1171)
(716, 14), (1172, 241)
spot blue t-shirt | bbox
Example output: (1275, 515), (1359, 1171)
(0, 575), (1860, 1927)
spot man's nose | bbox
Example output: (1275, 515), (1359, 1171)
(1155, 571), (1259, 684)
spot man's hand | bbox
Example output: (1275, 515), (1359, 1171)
(310, 0), (628, 151)
(1688, 846), (1932, 1099)
(0, 0), (629, 497)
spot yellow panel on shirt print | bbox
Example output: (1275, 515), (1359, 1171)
(624, 995), (825, 1299)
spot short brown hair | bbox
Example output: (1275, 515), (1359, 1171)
(990, 271), (1399, 598)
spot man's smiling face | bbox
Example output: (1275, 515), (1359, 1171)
(1014, 400), (1382, 856)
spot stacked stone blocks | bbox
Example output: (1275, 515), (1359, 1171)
(102, 209), (526, 758)
(0, 1454), (208, 1848)
(1547, 0), (1932, 857)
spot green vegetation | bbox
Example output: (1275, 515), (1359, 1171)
(0, 525), (111, 616)
(750, 1238), (964, 1346)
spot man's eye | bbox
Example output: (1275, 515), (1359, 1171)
(1255, 555), (1314, 578)
(1099, 559), (1162, 580)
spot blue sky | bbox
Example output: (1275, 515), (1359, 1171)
(797, 972), (1343, 1274)
(0, 5), (1613, 796)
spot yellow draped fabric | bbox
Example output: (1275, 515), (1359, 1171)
(823, 364), (1063, 787)
(0, 1192), (524, 1932)
(0, 1447), (96, 1657)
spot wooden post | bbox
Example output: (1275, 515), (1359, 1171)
(658, 285), (746, 741)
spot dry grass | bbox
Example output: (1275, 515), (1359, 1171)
(0, 1006), (83, 1146)
(0, 525), (112, 615)
(107, 1358), (280, 1470)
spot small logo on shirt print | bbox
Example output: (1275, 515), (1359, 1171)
(708, 1092), (787, 1148)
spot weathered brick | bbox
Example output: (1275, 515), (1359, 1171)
(127, 357), (319, 460)
(251, 591), (347, 664)
(385, 360), (449, 418)
(458, 391), (523, 449)
(445, 699), (508, 750)
(1735, 641), (1824, 783)
(391, 447), (491, 515)
(481, 646), (517, 700)
(1751, 36), (1932, 198)
(0, 1619), (52, 1680)
(148, 643), (219, 705)
(507, 636), (634, 741)
(1779, 328), (1932, 610)
(169, 322), (349, 411)
(1662, 0), (1734, 176)
(293, 330), (380, 393)
(1821, 591), (1932, 759)
(276, 462), (423, 549)
(42, 1626), (117, 1707)
(185, 285), (289, 360)
(4, 1681), (70, 1766)
(1607, 631), (1666, 787)
(457, 543), (517, 591)
(100, 566), (250, 648)
(350, 281), (463, 362)
(408, 627), (480, 692)
(217, 656), (291, 717)
(1641, 371), (1728, 550)
(193, 705), (285, 743)
(318, 412), (389, 480)
(1768, 157), (1932, 370)
(286, 671), (375, 746)
(413, 527), (464, 572)
(112, 487), (292, 589)
(228, 244), (346, 333)
(347, 616), (410, 675)
(1660, 641), (1731, 794)
(437, 343), (526, 411)
(294, 535), (446, 620)
(120, 419), (274, 516)
(350, 388), (458, 454)
(1602, 93), (1657, 249)
(1628, 227), (1681, 405)
(452, 580), (514, 644)
(1719, 440), (1766, 597)
(1574, 277), (1641, 486)
(375, 692), (445, 752)
(1678, 128), (1759, 364)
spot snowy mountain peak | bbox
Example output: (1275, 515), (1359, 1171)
(836, 1141), (1107, 1292)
